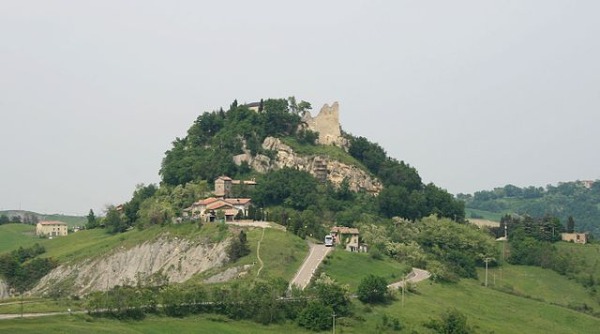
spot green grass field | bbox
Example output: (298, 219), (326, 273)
(322, 250), (409, 291)
(353, 278), (600, 333)
(0, 224), (38, 254)
(557, 241), (600, 278)
(476, 264), (600, 310)
(0, 314), (310, 334)
(465, 208), (504, 221)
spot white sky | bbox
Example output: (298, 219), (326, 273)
(1, 1), (599, 215)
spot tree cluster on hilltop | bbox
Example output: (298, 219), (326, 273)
(459, 181), (600, 236)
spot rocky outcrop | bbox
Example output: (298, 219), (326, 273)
(233, 137), (383, 194)
(31, 237), (229, 296)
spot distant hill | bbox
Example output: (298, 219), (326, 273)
(458, 180), (600, 236)
(0, 210), (85, 228)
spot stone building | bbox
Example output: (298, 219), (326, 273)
(561, 232), (588, 244)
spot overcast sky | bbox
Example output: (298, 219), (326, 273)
(1, 1), (599, 215)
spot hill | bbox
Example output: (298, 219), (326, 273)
(0, 210), (85, 228)
(459, 180), (600, 236)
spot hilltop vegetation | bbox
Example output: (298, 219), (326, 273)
(459, 180), (600, 236)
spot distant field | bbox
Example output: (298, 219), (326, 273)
(465, 208), (504, 221)
(38, 214), (86, 228)
(468, 218), (500, 228)
(0, 224), (38, 253)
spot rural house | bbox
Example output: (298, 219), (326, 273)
(185, 197), (252, 222)
(36, 221), (68, 237)
(330, 226), (364, 252)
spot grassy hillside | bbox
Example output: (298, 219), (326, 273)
(322, 250), (409, 291)
(0, 314), (308, 334)
(0, 223), (38, 253)
(476, 264), (599, 310)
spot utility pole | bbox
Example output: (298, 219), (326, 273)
(484, 258), (494, 287)
(332, 311), (336, 334)
(401, 274), (406, 307)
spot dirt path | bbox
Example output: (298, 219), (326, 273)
(255, 228), (266, 278)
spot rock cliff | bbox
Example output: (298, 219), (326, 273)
(233, 137), (383, 193)
(32, 237), (229, 296)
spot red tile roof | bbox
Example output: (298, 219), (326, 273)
(331, 226), (359, 235)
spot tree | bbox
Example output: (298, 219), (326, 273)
(425, 308), (474, 334)
(86, 209), (97, 229)
(297, 301), (332, 331)
(104, 207), (127, 234)
(314, 278), (351, 316)
(227, 230), (250, 262)
(567, 216), (575, 233)
(357, 274), (389, 304)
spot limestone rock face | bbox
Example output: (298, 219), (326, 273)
(31, 237), (229, 296)
(233, 137), (382, 194)
(302, 102), (348, 147)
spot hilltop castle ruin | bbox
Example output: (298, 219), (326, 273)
(301, 102), (346, 147)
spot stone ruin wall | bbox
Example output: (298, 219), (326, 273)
(302, 102), (347, 147)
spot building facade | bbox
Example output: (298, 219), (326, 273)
(36, 221), (68, 237)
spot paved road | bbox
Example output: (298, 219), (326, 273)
(0, 310), (84, 320)
(289, 244), (333, 290)
(387, 268), (431, 289)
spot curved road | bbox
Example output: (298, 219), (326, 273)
(289, 244), (333, 290)
(387, 268), (431, 289)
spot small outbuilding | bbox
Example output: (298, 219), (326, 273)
(561, 232), (588, 244)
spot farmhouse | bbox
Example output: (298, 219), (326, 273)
(330, 226), (364, 252)
(185, 197), (252, 222)
(36, 221), (68, 237)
